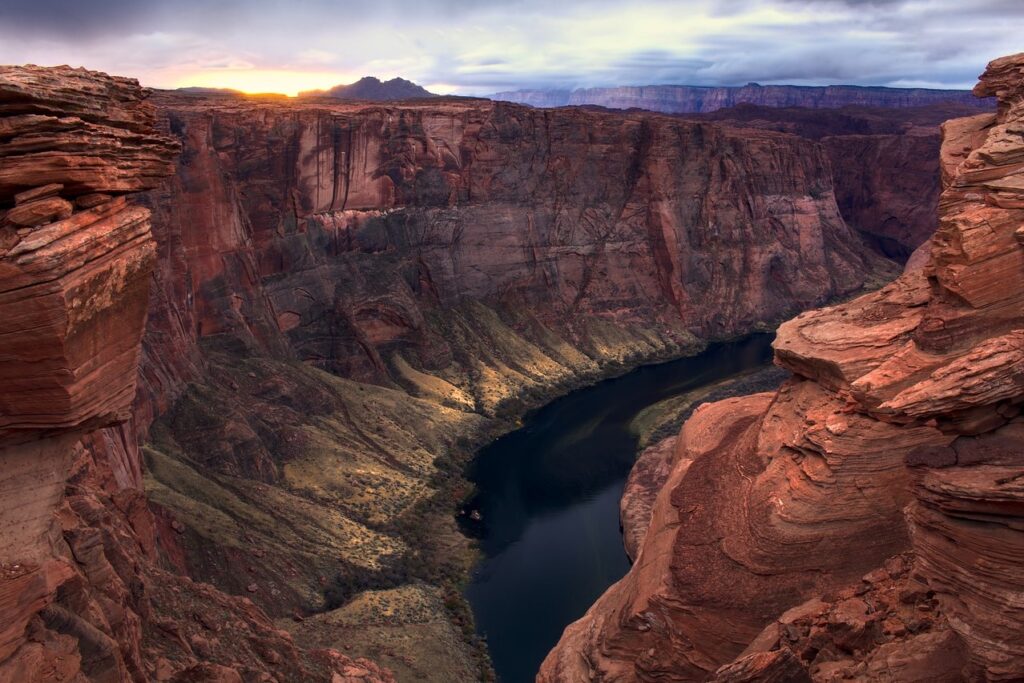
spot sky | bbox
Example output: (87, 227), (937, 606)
(0, 0), (1019, 96)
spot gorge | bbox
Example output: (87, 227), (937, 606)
(0, 48), (1021, 683)
(464, 334), (778, 683)
(540, 52), (1024, 683)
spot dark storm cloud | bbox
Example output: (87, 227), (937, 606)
(0, 0), (248, 38)
(0, 0), (1018, 93)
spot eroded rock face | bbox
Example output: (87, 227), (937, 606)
(695, 104), (986, 260)
(0, 66), (393, 683)
(619, 436), (680, 561)
(144, 91), (891, 385)
(541, 52), (1024, 683)
(0, 67), (177, 443)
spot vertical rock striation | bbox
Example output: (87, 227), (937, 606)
(541, 52), (1024, 683)
(695, 104), (984, 259)
(142, 93), (892, 391)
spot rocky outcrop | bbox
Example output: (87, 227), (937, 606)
(0, 66), (177, 441)
(0, 65), (393, 683)
(619, 436), (680, 561)
(710, 554), (969, 682)
(494, 83), (992, 114)
(541, 52), (1024, 683)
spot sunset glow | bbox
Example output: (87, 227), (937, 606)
(1, 1), (1020, 95)
(171, 69), (360, 96)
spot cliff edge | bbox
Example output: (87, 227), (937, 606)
(0, 65), (392, 683)
(540, 51), (1024, 683)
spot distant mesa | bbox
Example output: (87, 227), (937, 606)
(492, 83), (994, 114)
(300, 76), (435, 101)
(175, 86), (245, 95)
(172, 77), (435, 101)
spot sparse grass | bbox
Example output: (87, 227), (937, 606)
(144, 300), (714, 682)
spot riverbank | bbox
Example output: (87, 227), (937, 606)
(462, 334), (778, 683)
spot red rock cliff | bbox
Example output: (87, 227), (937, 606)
(0, 65), (392, 683)
(540, 52), (1024, 683)
(142, 92), (893, 396)
(694, 103), (987, 260)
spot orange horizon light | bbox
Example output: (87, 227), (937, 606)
(170, 68), (364, 97)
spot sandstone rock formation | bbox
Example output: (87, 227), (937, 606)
(0, 65), (392, 683)
(144, 89), (891, 384)
(493, 83), (992, 114)
(619, 436), (680, 561)
(541, 52), (1024, 683)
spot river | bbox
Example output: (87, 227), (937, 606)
(462, 333), (776, 682)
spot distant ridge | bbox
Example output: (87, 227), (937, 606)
(492, 83), (993, 113)
(300, 76), (434, 101)
(172, 86), (292, 100)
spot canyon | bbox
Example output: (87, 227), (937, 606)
(492, 83), (992, 115)
(540, 52), (1024, 683)
(132, 82), (901, 680)
(0, 51), (1016, 683)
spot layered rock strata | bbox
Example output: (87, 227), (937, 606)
(0, 65), (392, 683)
(145, 90), (890, 376)
(541, 52), (1024, 683)
(0, 59), (975, 681)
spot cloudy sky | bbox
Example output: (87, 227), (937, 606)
(0, 0), (1019, 95)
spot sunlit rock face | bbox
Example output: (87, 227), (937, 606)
(0, 66), (177, 442)
(0, 65), (394, 683)
(541, 52), (1024, 683)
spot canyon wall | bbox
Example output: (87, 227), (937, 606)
(134, 91), (902, 678)
(540, 53), (1024, 683)
(144, 91), (891, 376)
(493, 83), (991, 114)
(0, 65), (392, 683)
(695, 103), (985, 259)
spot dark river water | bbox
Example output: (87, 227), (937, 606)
(462, 333), (776, 683)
